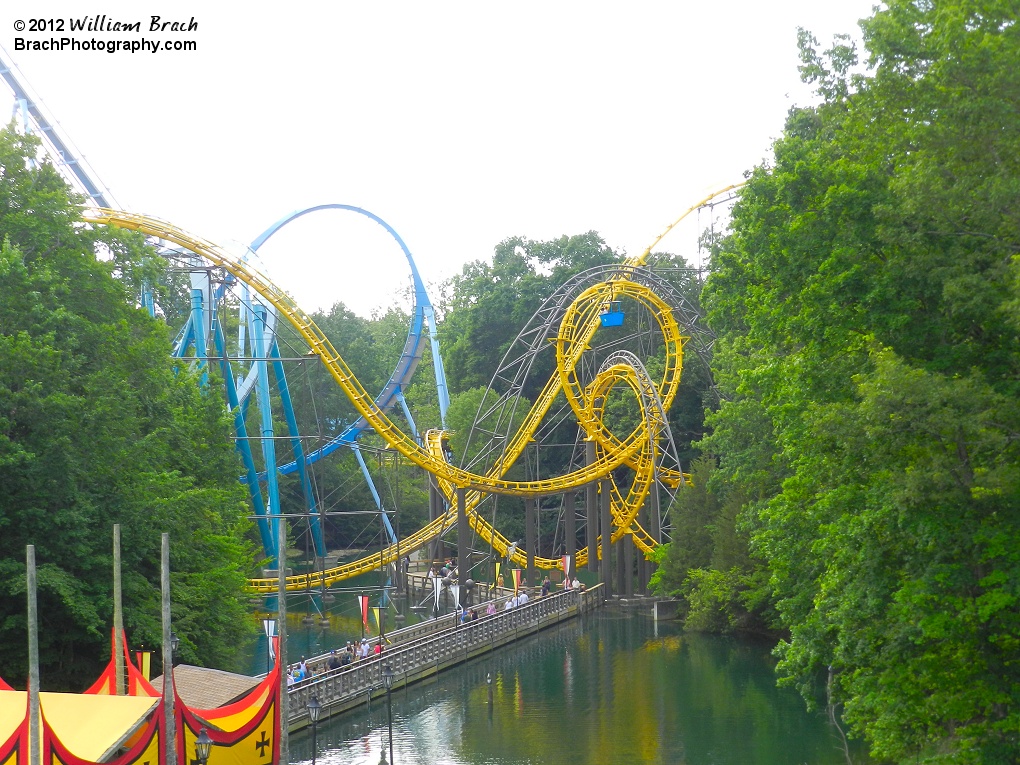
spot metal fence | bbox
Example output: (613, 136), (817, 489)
(287, 584), (603, 728)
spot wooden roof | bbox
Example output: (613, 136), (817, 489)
(151, 664), (260, 710)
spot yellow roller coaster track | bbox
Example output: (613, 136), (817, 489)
(85, 183), (743, 592)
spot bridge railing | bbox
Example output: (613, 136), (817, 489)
(290, 591), (506, 675)
(287, 585), (602, 724)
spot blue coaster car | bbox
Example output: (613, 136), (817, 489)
(599, 301), (625, 327)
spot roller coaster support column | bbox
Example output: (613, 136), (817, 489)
(648, 454), (662, 590)
(525, 498), (537, 589)
(141, 283), (155, 318)
(563, 491), (576, 573)
(456, 487), (468, 589)
(585, 441), (599, 574)
(621, 535), (633, 597)
(600, 478), (612, 598)
(189, 289), (209, 388)
(637, 506), (649, 595)
(422, 305), (451, 425)
(650, 469), (662, 540)
(252, 306), (281, 562)
(352, 445), (397, 544)
(270, 341), (326, 558)
(213, 320), (274, 556)
(429, 478), (441, 563)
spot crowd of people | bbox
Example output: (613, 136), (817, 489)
(286, 567), (585, 687)
(286, 636), (386, 686)
(427, 558), (460, 581)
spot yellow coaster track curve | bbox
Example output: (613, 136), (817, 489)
(85, 184), (741, 592)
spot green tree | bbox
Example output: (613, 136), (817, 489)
(0, 127), (255, 688)
(441, 232), (618, 398)
(700, 1), (1020, 760)
(651, 456), (720, 597)
(650, 456), (767, 634)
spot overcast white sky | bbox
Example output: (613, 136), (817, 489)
(3, 2), (877, 317)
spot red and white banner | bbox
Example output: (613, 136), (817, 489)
(359, 595), (370, 628)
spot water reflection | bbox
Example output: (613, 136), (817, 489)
(287, 610), (865, 765)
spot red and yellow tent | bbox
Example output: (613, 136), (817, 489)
(0, 634), (281, 765)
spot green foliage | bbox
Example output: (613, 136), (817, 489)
(0, 127), (255, 688)
(649, 456), (769, 634)
(653, 456), (720, 594)
(441, 232), (618, 398)
(444, 386), (532, 545)
(682, 568), (750, 633)
(699, 2), (1020, 760)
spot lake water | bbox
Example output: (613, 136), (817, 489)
(284, 607), (865, 765)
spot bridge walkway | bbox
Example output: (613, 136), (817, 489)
(286, 584), (603, 730)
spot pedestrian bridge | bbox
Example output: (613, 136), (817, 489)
(286, 585), (603, 729)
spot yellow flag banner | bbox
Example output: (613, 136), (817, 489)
(83, 630), (159, 697)
(178, 658), (281, 765)
(179, 698), (276, 765)
(134, 652), (151, 684)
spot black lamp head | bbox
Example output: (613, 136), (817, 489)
(195, 727), (213, 764)
(307, 695), (322, 723)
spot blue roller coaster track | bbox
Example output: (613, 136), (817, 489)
(169, 205), (452, 564)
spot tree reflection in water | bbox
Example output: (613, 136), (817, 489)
(289, 611), (867, 765)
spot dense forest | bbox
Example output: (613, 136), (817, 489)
(0, 129), (255, 685)
(652, 1), (1020, 762)
(0, 0), (1017, 761)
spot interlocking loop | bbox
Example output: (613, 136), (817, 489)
(85, 197), (729, 591)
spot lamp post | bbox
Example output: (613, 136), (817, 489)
(307, 696), (321, 765)
(382, 664), (395, 765)
(170, 632), (180, 666)
(195, 727), (212, 765)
